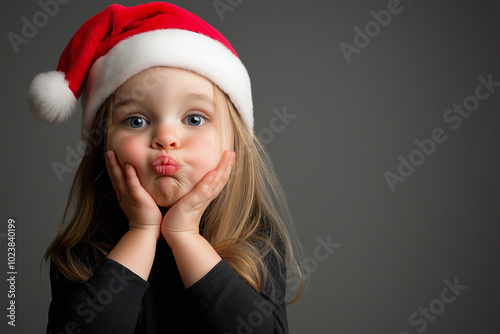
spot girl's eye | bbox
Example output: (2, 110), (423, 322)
(184, 114), (207, 127)
(125, 117), (149, 128)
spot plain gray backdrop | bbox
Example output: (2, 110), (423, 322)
(1, 0), (499, 333)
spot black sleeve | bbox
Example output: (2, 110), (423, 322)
(184, 245), (289, 334)
(46, 257), (150, 334)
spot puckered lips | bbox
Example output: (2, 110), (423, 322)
(151, 156), (180, 176)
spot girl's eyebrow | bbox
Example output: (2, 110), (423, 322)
(113, 93), (214, 110)
(113, 98), (135, 109)
(184, 93), (215, 107)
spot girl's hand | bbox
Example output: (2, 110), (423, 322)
(161, 150), (236, 242)
(105, 150), (162, 238)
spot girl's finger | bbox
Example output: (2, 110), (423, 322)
(180, 150), (235, 210)
(105, 150), (127, 195)
(223, 151), (236, 179)
(211, 150), (235, 190)
(202, 151), (235, 199)
(213, 151), (235, 194)
(210, 151), (233, 181)
(181, 151), (230, 209)
(123, 163), (149, 201)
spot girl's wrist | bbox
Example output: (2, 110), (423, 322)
(129, 225), (161, 240)
(163, 230), (200, 247)
(165, 232), (221, 288)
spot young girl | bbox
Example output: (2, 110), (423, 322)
(29, 3), (303, 333)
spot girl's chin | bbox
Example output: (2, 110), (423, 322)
(152, 194), (181, 209)
(145, 176), (185, 207)
(145, 174), (199, 209)
(150, 185), (191, 208)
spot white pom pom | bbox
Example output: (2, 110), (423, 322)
(28, 71), (77, 124)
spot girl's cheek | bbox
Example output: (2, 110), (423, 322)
(113, 136), (143, 167)
(187, 139), (220, 175)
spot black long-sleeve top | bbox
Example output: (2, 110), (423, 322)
(46, 237), (288, 333)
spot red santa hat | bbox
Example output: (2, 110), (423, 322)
(28, 2), (253, 133)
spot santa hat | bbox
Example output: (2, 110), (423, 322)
(28, 2), (253, 133)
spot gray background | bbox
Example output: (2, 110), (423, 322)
(1, 0), (499, 333)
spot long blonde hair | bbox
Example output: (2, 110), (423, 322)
(44, 82), (304, 303)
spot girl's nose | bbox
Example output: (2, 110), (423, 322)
(151, 124), (179, 150)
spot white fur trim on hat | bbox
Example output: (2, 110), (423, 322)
(82, 29), (253, 133)
(28, 71), (77, 124)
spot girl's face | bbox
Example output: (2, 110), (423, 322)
(107, 66), (233, 208)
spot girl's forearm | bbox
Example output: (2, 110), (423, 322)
(106, 228), (159, 281)
(166, 232), (222, 288)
